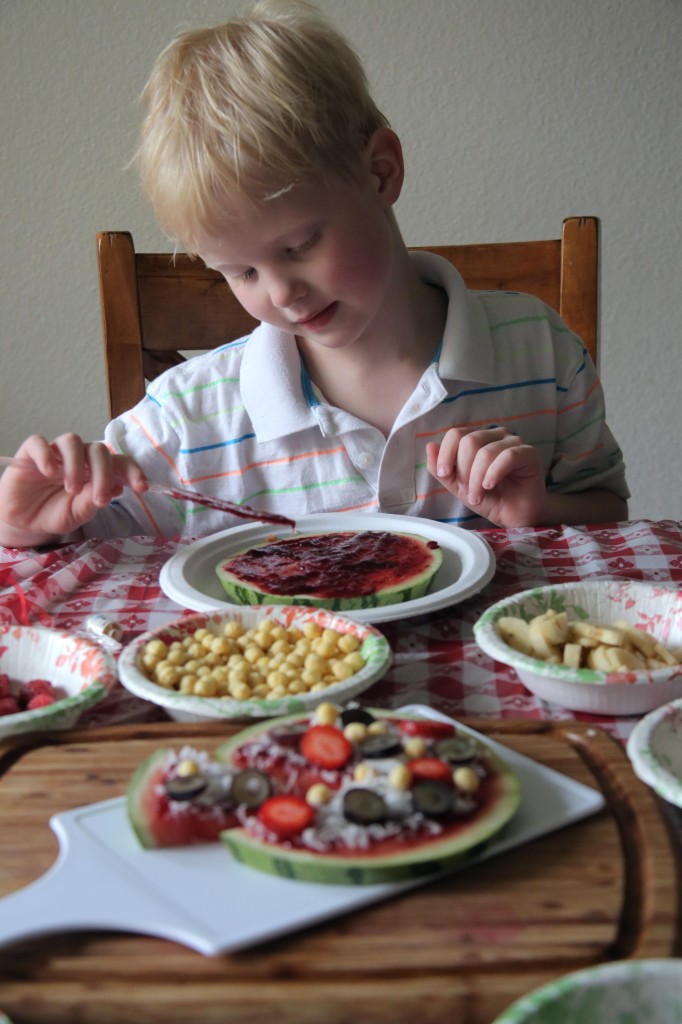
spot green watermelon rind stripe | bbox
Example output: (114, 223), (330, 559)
(216, 710), (521, 885)
(127, 748), (171, 849)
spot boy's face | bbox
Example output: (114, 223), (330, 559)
(195, 171), (399, 352)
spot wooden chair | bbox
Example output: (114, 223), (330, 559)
(97, 217), (599, 419)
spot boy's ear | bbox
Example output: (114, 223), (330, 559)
(363, 128), (404, 207)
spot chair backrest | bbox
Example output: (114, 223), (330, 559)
(97, 216), (598, 419)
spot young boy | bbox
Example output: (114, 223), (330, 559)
(0, 0), (628, 550)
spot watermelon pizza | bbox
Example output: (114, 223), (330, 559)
(127, 706), (521, 884)
(215, 530), (443, 611)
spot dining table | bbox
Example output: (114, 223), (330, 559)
(1, 517), (681, 1024)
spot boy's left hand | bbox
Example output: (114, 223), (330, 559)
(426, 427), (548, 527)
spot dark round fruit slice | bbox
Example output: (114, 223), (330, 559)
(411, 780), (454, 817)
(231, 769), (272, 809)
(215, 530), (443, 610)
(164, 773), (208, 801)
(340, 707), (376, 727)
(434, 736), (478, 763)
(343, 788), (389, 825)
(360, 733), (403, 758)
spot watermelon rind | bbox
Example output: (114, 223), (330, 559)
(127, 748), (173, 849)
(215, 531), (443, 610)
(217, 710), (521, 885)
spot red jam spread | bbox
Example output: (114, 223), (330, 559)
(223, 531), (437, 598)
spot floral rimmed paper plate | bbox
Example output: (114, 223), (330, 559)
(491, 958), (682, 1023)
(474, 580), (682, 716)
(627, 697), (682, 807)
(117, 606), (391, 722)
(0, 624), (117, 742)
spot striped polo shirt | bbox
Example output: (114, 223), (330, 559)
(86, 252), (628, 540)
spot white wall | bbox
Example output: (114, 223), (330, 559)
(2, 0), (680, 520)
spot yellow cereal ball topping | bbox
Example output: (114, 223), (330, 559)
(222, 621), (244, 639)
(194, 677), (218, 697)
(144, 638), (168, 659)
(315, 701), (340, 724)
(354, 762), (375, 782)
(403, 737), (428, 758)
(176, 758), (200, 777)
(338, 633), (360, 653)
(389, 764), (413, 790)
(453, 766), (480, 793)
(343, 721), (368, 743)
(306, 783), (332, 806)
(230, 681), (252, 701)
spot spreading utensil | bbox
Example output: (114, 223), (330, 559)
(0, 455), (295, 529)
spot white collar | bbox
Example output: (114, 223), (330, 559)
(240, 251), (495, 442)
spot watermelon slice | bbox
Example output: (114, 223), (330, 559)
(215, 531), (443, 610)
(127, 747), (241, 848)
(216, 710), (521, 885)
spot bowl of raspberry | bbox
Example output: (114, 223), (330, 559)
(0, 624), (117, 741)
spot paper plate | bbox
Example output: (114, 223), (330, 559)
(474, 580), (682, 716)
(627, 697), (682, 807)
(160, 512), (496, 624)
(0, 624), (116, 741)
(491, 958), (682, 1023)
(117, 606), (392, 721)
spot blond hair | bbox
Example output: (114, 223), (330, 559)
(135, 0), (389, 249)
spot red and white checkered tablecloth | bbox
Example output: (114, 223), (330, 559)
(1, 520), (681, 742)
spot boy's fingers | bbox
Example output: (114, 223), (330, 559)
(481, 443), (539, 490)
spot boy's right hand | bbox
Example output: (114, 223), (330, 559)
(0, 434), (147, 549)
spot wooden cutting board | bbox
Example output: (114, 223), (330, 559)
(0, 718), (678, 1024)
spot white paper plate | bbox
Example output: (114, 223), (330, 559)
(0, 624), (117, 741)
(627, 697), (682, 808)
(160, 512), (496, 624)
(474, 581), (682, 716)
(117, 607), (391, 721)
(0, 705), (604, 956)
(492, 959), (682, 1024)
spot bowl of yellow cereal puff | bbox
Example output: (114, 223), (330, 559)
(474, 581), (682, 716)
(117, 606), (392, 722)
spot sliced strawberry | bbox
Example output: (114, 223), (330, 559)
(407, 757), (453, 784)
(300, 725), (353, 770)
(398, 719), (455, 740)
(257, 795), (315, 840)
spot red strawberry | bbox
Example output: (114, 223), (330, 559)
(407, 757), (453, 785)
(398, 719), (455, 740)
(26, 693), (57, 711)
(0, 673), (11, 697)
(300, 725), (353, 770)
(0, 695), (20, 717)
(257, 795), (315, 840)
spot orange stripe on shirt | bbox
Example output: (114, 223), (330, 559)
(186, 445), (348, 485)
(554, 440), (605, 463)
(129, 413), (185, 483)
